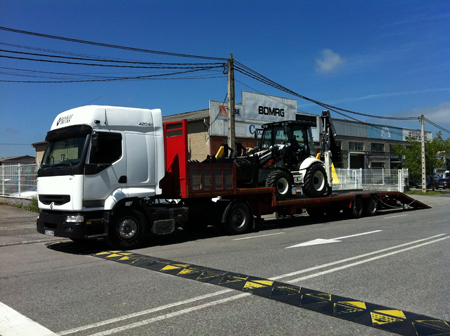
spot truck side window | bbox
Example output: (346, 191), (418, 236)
(90, 132), (122, 164)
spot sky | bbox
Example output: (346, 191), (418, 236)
(1, 0), (449, 159)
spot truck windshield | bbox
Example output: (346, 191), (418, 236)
(42, 137), (87, 166)
(41, 125), (92, 167)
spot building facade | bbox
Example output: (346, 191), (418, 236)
(162, 91), (432, 171)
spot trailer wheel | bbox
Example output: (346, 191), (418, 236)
(307, 207), (325, 217)
(303, 163), (328, 198)
(363, 197), (378, 216)
(345, 197), (363, 219)
(225, 201), (252, 235)
(266, 170), (293, 200)
(107, 208), (147, 249)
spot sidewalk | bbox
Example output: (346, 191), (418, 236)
(0, 204), (66, 246)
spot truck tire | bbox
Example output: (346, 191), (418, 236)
(266, 170), (293, 200)
(363, 197), (378, 216)
(107, 208), (147, 249)
(303, 163), (327, 198)
(344, 197), (363, 219)
(225, 201), (252, 235)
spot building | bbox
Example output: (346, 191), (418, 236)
(31, 141), (48, 165)
(162, 91), (432, 172)
(0, 155), (36, 165)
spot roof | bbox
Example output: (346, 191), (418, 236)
(162, 109), (209, 122)
(0, 155), (36, 164)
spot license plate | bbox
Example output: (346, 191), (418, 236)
(45, 230), (55, 236)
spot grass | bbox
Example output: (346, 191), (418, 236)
(15, 197), (40, 213)
(405, 189), (447, 196)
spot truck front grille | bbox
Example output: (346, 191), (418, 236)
(39, 195), (71, 205)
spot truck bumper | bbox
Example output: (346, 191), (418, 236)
(37, 210), (107, 239)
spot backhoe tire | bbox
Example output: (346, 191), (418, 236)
(266, 170), (293, 200)
(106, 208), (147, 249)
(302, 163), (328, 198)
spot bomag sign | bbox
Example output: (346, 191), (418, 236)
(243, 91), (296, 122)
(258, 106), (285, 117)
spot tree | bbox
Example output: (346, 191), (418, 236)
(393, 132), (450, 181)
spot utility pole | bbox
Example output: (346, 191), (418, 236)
(227, 54), (236, 152)
(421, 115), (426, 193)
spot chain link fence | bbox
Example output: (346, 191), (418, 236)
(0, 164), (39, 197)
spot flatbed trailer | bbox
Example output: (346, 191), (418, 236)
(157, 120), (430, 235)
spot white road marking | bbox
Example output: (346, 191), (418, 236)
(0, 302), (57, 336)
(286, 230), (382, 248)
(385, 214), (408, 219)
(233, 232), (285, 240)
(288, 235), (450, 283)
(58, 233), (447, 335)
(88, 294), (250, 336)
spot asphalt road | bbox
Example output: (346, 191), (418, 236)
(0, 195), (449, 336)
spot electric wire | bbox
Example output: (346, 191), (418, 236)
(0, 26), (228, 61)
(234, 61), (419, 121)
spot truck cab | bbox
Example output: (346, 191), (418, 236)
(37, 105), (166, 245)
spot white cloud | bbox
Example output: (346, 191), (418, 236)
(315, 49), (345, 74)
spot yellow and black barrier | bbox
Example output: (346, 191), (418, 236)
(93, 251), (450, 336)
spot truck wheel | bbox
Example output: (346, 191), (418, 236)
(303, 163), (327, 198)
(344, 197), (363, 218)
(107, 208), (147, 249)
(363, 197), (378, 216)
(225, 201), (252, 235)
(266, 170), (293, 200)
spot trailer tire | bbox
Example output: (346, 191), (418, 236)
(225, 201), (252, 235)
(303, 163), (328, 198)
(107, 208), (147, 249)
(345, 197), (363, 219)
(363, 197), (378, 216)
(265, 170), (293, 200)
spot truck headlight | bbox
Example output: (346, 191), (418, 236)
(66, 215), (84, 223)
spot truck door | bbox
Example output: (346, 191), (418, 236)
(83, 131), (127, 207)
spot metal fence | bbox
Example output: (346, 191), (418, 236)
(0, 163), (408, 198)
(0, 163), (39, 197)
(332, 168), (408, 192)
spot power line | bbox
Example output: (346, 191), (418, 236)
(0, 48), (226, 67)
(234, 61), (420, 121)
(0, 26), (228, 61)
(424, 118), (450, 135)
(0, 67), (224, 83)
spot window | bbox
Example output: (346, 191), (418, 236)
(90, 132), (122, 164)
(350, 142), (363, 151)
(371, 162), (384, 168)
(371, 143), (384, 152)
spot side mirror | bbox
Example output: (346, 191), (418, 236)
(91, 132), (99, 151)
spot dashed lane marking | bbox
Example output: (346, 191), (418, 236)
(93, 250), (450, 336)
